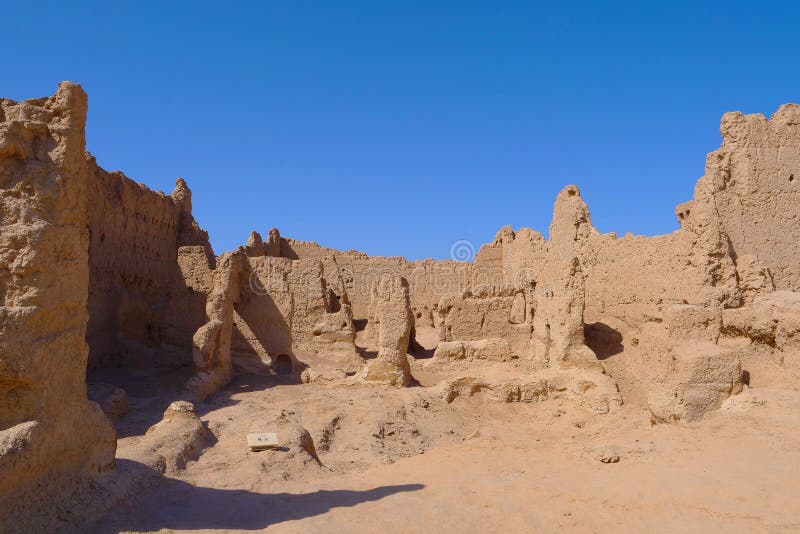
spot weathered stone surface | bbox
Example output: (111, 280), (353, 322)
(722, 290), (800, 356)
(697, 106), (800, 291)
(475, 184), (741, 332)
(87, 171), (213, 370)
(243, 256), (363, 373)
(266, 227), (281, 257)
(531, 255), (598, 368)
(280, 238), (472, 320)
(87, 383), (131, 422)
(364, 275), (413, 387)
(186, 251), (248, 401)
(0, 83), (116, 531)
(427, 338), (514, 369)
(641, 325), (744, 423)
(664, 304), (721, 343)
(735, 254), (775, 304)
(245, 230), (266, 257)
(432, 340), (466, 360)
(440, 368), (622, 415)
(122, 401), (210, 474)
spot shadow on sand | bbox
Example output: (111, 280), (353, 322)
(97, 460), (424, 532)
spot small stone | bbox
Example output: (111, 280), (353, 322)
(597, 446), (621, 463)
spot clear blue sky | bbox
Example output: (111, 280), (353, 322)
(3, 1), (799, 260)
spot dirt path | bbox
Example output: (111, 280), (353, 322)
(94, 369), (800, 533)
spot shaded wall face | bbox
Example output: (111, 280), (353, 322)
(86, 169), (210, 369)
(244, 256), (336, 351)
(232, 267), (293, 365)
(232, 255), (363, 373)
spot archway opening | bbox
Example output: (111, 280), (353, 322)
(274, 354), (293, 375)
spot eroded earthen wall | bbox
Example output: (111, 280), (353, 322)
(238, 255), (362, 371)
(475, 182), (741, 334)
(186, 247), (365, 400)
(277, 238), (473, 321)
(695, 105), (800, 291)
(87, 170), (212, 369)
(0, 83), (116, 529)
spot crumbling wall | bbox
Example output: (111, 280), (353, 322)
(169, 245), (215, 359)
(363, 275), (414, 386)
(721, 290), (800, 369)
(87, 170), (213, 370)
(465, 178), (749, 420)
(278, 238), (472, 320)
(437, 285), (532, 359)
(475, 183), (740, 334)
(694, 105), (800, 291)
(245, 254), (362, 369)
(0, 83), (116, 530)
(638, 320), (744, 423)
(231, 254), (293, 372)
(186, 251), (247, 401)
(530, 256), (598, 368)
(186, 244), (365, 399)
(467, 106), (800, 420)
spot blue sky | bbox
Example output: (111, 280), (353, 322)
(3, 1), (799, 260)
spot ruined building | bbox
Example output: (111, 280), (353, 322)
(1, 83), (799, 531)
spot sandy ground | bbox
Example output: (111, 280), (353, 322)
(91, 329), (800, 533)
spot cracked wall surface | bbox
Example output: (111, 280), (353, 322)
(0, 83), (116, 530)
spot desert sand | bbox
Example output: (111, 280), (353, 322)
(93, 327), (800, 533)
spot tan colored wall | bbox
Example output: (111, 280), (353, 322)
(280, 238), (472, 319)
(186, 250), (365, 399)
(237, 255), (362, 369)
(474, 179), (741, 335)
(695, 105), (800, 291)
(0, 83), (116, 530)
(86, 168), (212, 369)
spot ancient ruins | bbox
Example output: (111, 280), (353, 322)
(2, 83), (800, 531)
